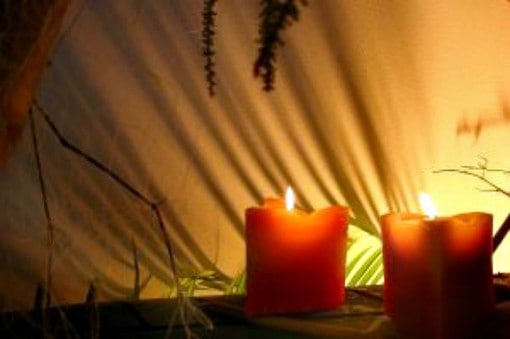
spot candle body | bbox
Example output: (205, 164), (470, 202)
(245, 199), (349, 316)
(381, 212), (494, 339)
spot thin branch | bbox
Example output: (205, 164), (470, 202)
(434, 168), (510, 198)
(33, 101), (152, 205)
(29, 108), (54, 312)
(30, 108), (77, 338)
(85, 282), (100, 339)
(494, 214), (510, 253)
(460, 165), (510, 175)
(436, 164), (510, 263)
(132, 235), (141, 300)
(32, 100), (213, 338)
(131, 235), (153, 300)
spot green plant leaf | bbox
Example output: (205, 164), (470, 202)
(225, 270), (246, 295)
(345, 225), (383, 286)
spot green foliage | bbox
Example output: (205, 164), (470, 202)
(345, 225), (383, 286)
(225, 270), (247, 295)
(165, 270), (229, 297)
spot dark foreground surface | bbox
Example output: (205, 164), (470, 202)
(1, 284), (510, 338)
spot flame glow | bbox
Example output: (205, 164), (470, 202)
(285, 187), (295, 211)
(419, 192), (437, 218)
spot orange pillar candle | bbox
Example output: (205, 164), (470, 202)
(381, 194), (494, 339)
(245, 187), (349, 316)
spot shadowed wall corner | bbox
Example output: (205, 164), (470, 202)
(0, 0), (69, 166)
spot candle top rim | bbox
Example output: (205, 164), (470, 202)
(382, 211), (491, 218)
(381, 211), (492, 226)
(247, 198), (349, 217)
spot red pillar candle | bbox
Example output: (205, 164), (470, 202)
(245, 187), (349, 317)
(381, 194), (494, 339)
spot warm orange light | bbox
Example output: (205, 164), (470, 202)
(285, 187), (295, 211)
(419, 192), (437, 218)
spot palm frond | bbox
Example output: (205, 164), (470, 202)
(345, 225), (383, 286)
(225, 270), (246, 295)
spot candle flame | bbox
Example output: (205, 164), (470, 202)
(285, 186), (295, 211)
(419, 192), (437, 218)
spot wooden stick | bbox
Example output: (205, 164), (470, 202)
(494, 214), (510, 253)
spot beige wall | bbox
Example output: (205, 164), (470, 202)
(1, 0), (510, 309)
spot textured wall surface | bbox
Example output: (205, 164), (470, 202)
(1, 0), (510, 310)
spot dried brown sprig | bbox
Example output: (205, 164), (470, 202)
(201, 0), (218, 96)
(254, 0), (307, 91)
(434, 157), (510, 199)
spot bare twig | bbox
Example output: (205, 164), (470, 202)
(33, 282), (45, 311)
(29, 108), (55, 339)
(85, 282), (99, 339)
(32, 100), (213, 338)
(435, 162), (510, 253)
(460, 165), (510, 175)
(493, 214), (510, 253)
(29, 108), (54, 310)
(131, 233), (153, 300)
(131, 235), (141, 300)
(433, 168), (510, 198)
(33, 101), (152, 205)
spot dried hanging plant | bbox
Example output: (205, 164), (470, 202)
(201, 0), (218, 96)
(201, 0), (307, 94)
(254, 0), (308, 91)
